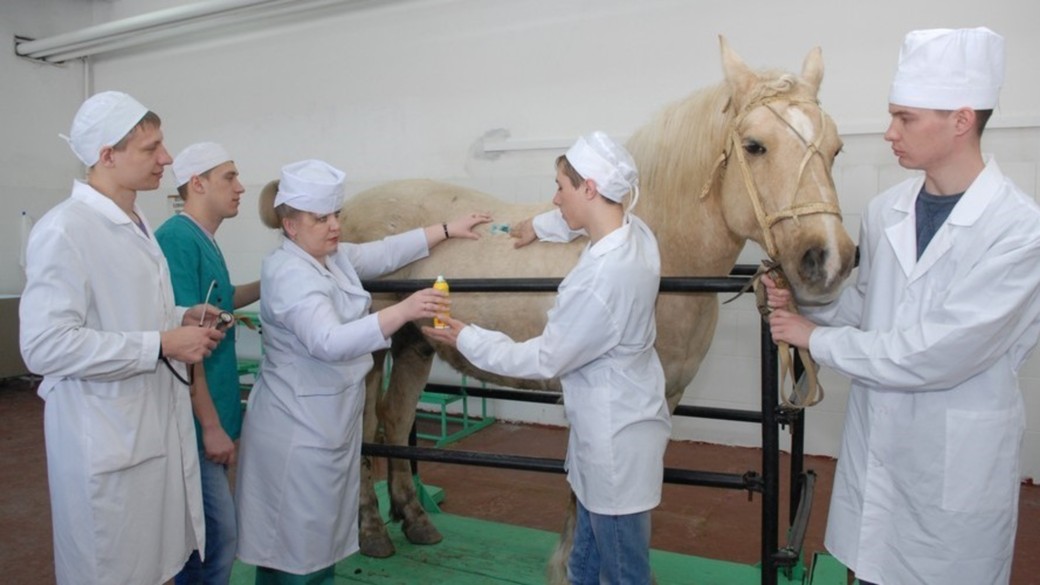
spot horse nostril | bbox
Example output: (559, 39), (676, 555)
(799, 247), (827, 283)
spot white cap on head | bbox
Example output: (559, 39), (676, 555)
(274, 159), (346, 215)
(564, 131), (639, 204)
(63, 91), (149, 167)
(889, 27), (1004, 110)
(173, 142), (233, 187)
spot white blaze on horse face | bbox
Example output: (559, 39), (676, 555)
(782, 105), (847, 293)
(784, 107), (816, 144)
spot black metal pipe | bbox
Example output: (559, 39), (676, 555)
(363, 276), (751, 294)
(760, 319), (780, 585)
(664, 404), (764, 423)
(424, 383), (765, 423)
(423, 383), (561, 405)
(361, 442), (756, 490)
(789, 360), (807, 522)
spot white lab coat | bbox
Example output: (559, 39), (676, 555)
(804, 159), (1040, 585)
(235, 229), (428, 574)
(458, 214), (671, 514)
(19, 180), (203, 585)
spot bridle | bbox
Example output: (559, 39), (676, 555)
(700, 94), (842, 261)
(704, 93), (841, 409)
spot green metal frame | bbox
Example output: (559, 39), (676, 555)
(416, 379), (496, 447)
(379, 351), (496, 447)
(234, 311), (262, 395)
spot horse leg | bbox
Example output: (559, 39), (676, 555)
(378, 324), (443, 546)
(358, 349), (396, 558)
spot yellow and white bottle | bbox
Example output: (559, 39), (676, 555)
(432, 275), (450, 328)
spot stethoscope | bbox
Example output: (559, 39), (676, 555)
(163, 279), (233, 386)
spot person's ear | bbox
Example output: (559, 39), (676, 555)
(952, 107), (976, 137)
(189, 175), (205, 195)
(584, 179), (600, 200)
(97, 146), (117, 167)
(282, 217), (297, 239)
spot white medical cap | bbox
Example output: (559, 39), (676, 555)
(889, 27), (1004, 110)
(173, 142), (233, 187)
(274, 159), (346, 215)
(564, 131), (639, 203)
(64, 91), (150, 167)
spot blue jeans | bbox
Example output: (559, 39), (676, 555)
(176, 453), (238, 585)
(567, 500), (652, 585)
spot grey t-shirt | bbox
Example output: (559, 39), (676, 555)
(916, 188), (964, 259)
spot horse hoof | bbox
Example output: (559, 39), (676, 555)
(359, 534), (396, 558)
(403, 519), (443, 545)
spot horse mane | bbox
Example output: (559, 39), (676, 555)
(625, 69), (806, 236)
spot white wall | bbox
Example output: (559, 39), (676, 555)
(0, 0), (100, 294)
(8, 0), (1040, 476)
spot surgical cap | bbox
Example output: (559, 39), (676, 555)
(274, 159), (346, 215)
(173, 142), (233, 187)
(64, 91), (149, 167)
(889, 27), (1004, 110)
(564, 131), (639, 203)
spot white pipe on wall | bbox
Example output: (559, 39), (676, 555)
(40, 0), (383, 63)
(15, 0), (294, 61)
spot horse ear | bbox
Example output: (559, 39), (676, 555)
(801, 46), (824, 97)
(719, 35), (757, 110)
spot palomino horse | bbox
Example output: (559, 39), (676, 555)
(341, 37), (856, 579)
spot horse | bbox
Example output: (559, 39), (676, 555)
(340, 37), (856, 581)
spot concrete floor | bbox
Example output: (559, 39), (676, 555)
(4, 376), (1040, 583)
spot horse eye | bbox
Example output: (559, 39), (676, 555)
(743, 140), (766, 156)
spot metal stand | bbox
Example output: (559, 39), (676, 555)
(362, 267), (815, 585)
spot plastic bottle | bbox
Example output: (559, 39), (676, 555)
(432, 275), (450, 329)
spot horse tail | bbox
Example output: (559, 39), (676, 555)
(546, 491), (577, 585)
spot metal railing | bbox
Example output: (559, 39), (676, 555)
(360, 265), (814, 585)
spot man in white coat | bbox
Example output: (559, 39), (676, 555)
(424, 131), (671, 585)
(765, 28), (1040, 585)
(20, 91), (225, 585)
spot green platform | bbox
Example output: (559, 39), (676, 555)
(230, 511), (813, 584)
(228, 480), (843, 584)
(228, 470), (850, 584)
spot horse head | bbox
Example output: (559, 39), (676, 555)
(714, 36), (855, 304)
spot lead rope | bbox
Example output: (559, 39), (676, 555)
(752, 261), (824, 409)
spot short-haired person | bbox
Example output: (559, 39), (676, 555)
(765, 28), (1040, 584)
(19, 91), (225, 585)
(156, 142), (261, 585)
(234, 159), (491, 584)
(424, 132), (671, 584)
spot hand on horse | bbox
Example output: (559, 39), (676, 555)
(509, 217), (537, 248)
(421, 316), (467, 349)
(767, 309), (815, 350)
(444, 211), (494, 241)
(761, 274), (794, 311)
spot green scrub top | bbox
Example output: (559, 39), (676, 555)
(156, 213), (243, 445)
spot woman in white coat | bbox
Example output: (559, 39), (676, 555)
(766, 28), (1040, 585)
(235, 159), (490, 584)
(424, 132), (671, 585)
